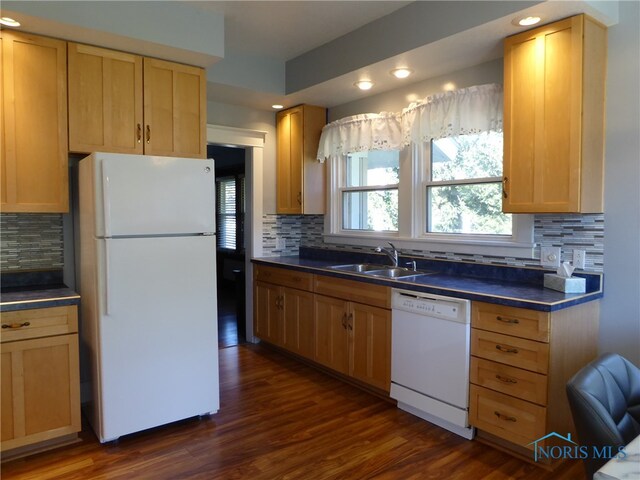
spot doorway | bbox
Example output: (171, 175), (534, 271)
(210, 144), (247, 348)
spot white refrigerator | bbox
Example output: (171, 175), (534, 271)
(78, 152), (219, 443)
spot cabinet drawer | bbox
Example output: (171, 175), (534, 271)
(471, 329), (549, 374)
(469, 384), (546, 449)
(470, 356), (547, 405)
(0, 306), (78, 343)
(472, 302), (549, 342)
(254, 265), (313, 291)
(314, 275), (390, 309)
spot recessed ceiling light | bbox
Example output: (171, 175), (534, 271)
(354, 80), (374, 91)
(516, 16), (541, 26)
(390, 68), (413, 79)
(272, 104), (284, 110)
(0, 17), (21, 27)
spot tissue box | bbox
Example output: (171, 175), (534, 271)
(544, 274), (586, 293)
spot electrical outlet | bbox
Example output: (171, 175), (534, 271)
(275, 238), (286, 250)
(573, 249), (586, 269)
(540, 246), (561, 268)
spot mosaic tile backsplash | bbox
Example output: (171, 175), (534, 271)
(262, 213), (604, 272)
(0, 214), (64, 271)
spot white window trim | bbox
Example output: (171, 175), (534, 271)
(324, 143), (535, 258)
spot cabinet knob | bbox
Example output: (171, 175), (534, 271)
(494, 411), (517, 422)
(495, 374), (518, 384)
(146, 125), (151, 144)
(495, 344), (519, 354)
(2, 321), (30, 329)
(496, 316), (519, 324)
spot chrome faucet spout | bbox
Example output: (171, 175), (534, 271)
(375, 242), (399, 267)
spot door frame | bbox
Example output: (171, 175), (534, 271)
(207, 124), (266, 343)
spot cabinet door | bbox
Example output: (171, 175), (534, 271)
(68, 43), (143, 154)
(282, 287), (315, 359)
(1, 334), (81, 451)
(314, 295), (349, 374)
(254, 282), (282, 345)
(503, 16), (587, 213)
(276, 106), (303, 214)
(143, 58), (206, 159)
(349, 303), (391, 391)
(1, 31), (68, 213)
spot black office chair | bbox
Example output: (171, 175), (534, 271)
(566, 353), (640, 479)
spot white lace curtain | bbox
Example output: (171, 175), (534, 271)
(317, 83), (503, 162)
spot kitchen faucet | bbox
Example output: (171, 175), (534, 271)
(375, 242), (399, 267)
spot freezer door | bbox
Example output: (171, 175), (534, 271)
(91, 153), (215, 237)
(95, 235), (219, 442)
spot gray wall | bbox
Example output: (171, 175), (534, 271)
(601, 0), (640, 365)
(206, 101), (277, 213)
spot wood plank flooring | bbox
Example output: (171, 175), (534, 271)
(1, 344), (586, 479)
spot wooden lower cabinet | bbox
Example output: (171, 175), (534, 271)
(1, 306), (81, 454)
(254, 276), (315, 360)
(468, 300), (599, 463)
(314, 294), (391, 392)
(253, 264), (392, 393)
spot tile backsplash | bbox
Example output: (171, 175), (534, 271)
(0, 214), (64, 271)
(262, 213), (604, 272)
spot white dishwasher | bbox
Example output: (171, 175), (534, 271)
(390, 288), (474, 439)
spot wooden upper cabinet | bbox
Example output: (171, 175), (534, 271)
(1, 31), (68, 213)
(68, 43), (143, 154)
(143, 58), (206, 159)
(503, 15), (607, 213)
(276, 105), (326, 214)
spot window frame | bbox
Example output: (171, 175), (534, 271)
(216, 174), (245, 253)
(324, 141), (535, 258)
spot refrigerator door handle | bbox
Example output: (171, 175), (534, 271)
(102, 161), (112, 237)
(104, 238), (112, 316)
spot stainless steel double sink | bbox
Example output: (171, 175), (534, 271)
(327, 263), (433, 280)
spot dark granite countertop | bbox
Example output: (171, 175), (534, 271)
(251, 252), (603, 312)
(1, 270), (80, 312)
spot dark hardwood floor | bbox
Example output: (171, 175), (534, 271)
(218, 285), (245, 349)
(1, 344), (586, 479)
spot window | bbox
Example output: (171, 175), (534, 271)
(426, 132), (511, 235)
(341, 151), (399, 232)
(216, 176), (245, 251)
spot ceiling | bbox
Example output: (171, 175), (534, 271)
(2, 1), (619, 111)
(187, 1), (411, 61)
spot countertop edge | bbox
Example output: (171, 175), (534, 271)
(251, 257), (602, 312)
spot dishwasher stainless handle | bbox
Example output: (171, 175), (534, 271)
(495, 344), (519, 354)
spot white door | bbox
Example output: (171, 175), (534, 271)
(96, 235), (218, 442)
(93, 153), (215, 237)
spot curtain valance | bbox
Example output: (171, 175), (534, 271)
(317, 83), (503, 162)
(316, 112), (403, 162)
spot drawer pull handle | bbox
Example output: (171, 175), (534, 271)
(341, 313), (348, 329)
(496, 344), (519, 354)
(146, 125), (151, 144)
(496, 316), (519, 324)
(495, 374), (518, 384)
(136, 123), (142, 143)
(494, 411), (517, 422)
(2, 322), (31, 329)
(347, 313), (353, 331)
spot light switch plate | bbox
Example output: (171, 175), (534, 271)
(540, 246), (561, 268)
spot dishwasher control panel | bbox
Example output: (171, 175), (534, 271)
(392, 289), (470, 323)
